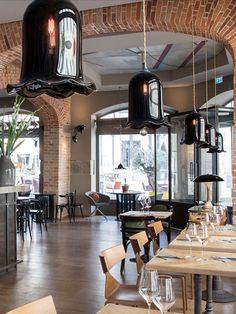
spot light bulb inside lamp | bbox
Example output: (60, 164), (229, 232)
(140, 127), (148, 136)
(204, 182), (213, 209)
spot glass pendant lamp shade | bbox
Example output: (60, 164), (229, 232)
(182, 112), (206, 145)
(7, 0), (96, 98)
(200, 123), (216, 148)
(207, 131), (225, 153)
(127, 68), (165, 129)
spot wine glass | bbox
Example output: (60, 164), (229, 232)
(140, 196), (146, 212)
(145, 197), (152, 214)
(153, 275), (176, 314)
(138, 267), (159, 312)
(196, 223), (208, 261)
(184, 222), (197, 259)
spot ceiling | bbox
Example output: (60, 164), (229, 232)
(0, 0), (233, 94)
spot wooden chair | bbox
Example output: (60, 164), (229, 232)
(99, 244), (146, 307)
(130, 228), (187, 314)
(5, 295), (57, 314)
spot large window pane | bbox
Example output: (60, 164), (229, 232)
(170, 116), (194, 203)
(218, 126), (232, 204)
(99, 133), (154, 194)
(155, 130), (169, 200)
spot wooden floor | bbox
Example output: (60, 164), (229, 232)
(0, 216), (236, 314)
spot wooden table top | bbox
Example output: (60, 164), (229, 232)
(170, 234), (236, 253)
(96, 304), (177, 314)
(146, 247), (236, 277)
(120, 211), (172, 219)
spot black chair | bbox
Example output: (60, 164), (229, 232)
(30, 196), (49, 232)
(17, 200), (32, 241)
(70, 190), (84, 222)
(120, 215), (154, 272)
(55, 191), (83, 222)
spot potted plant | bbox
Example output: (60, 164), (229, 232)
(0, 96), (39, 186)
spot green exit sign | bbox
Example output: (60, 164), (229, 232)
(215, 76), (223, 84)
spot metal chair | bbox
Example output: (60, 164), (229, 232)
(85, 192), (110, 220)
(55, 191), (84, 222)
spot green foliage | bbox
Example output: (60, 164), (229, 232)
(132, 148), (154, 175)
(0, 96), (40, 157)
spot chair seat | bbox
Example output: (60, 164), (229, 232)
(107, 284), (146, 307)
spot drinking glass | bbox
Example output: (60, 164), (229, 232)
(196, 224), (208, 261)
(145, 197), (152, 214)
(140, 196), (146, 212)
(184, 222), (197, 259)
(138, 267), (159, 312)
(153, 275), (176, 314)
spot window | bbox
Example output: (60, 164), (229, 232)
(99, 133), (154, 194)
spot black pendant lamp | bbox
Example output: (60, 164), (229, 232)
(207, 42), (225, 154)
(208, 131), (226, 153)
(200, 41), (217, 149)
(7, 0), (96, 98)
(181, 3), (205, 145)
(127, 0), (165, 129)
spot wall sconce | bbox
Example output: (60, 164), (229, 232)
(72, 124), (85, 143)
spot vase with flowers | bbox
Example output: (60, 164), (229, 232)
(0, 96), (39, 186)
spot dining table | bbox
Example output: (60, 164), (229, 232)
(169, 233), (236, 253)
(146, 247), (236, 314)
(120, 210), (172, 243)
(111, 191), (144, 220)
(96, 303), (177, 314)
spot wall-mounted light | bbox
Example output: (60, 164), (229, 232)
(72, 124), (85, 143)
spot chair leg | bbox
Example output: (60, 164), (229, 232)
(55, 205), (59, 222)
(79, 205), (84, 218)
(60, 207), (63, 221)
(27, 215), (32, 239)
(96, 207), (108, 221)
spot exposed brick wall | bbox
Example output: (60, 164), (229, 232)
(0, 0), (235, 205)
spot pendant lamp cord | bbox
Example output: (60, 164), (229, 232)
(192, 0), (196, 112)
(205, 41), (209, 123)
(213, 41), (217, 127)
(142, 0), (147, 69)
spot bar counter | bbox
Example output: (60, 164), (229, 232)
(0, 185), (30, 272)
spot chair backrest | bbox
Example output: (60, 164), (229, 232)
(147, 221), (163, 254)
(37, 196), (49, 213)
(5, 295), (57, 314)
(99, 244), (125, 298)
(129, 231), (149, 274)
(85, 191), (110, 205)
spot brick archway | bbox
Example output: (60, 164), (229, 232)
(3, 64), (71, 197)
(0, 0), (235, 201)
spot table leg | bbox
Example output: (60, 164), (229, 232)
(194, 274), (202, 314)
(133, 194), (136, 211)
(203, 275), (213, 314)
(116, 195), (119, 220)
(202, 276), (236, 303)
